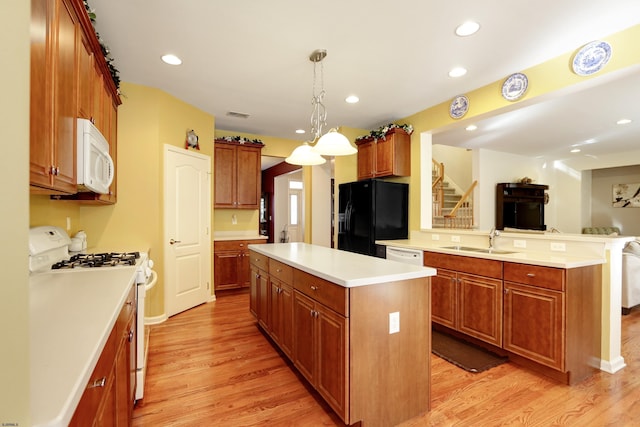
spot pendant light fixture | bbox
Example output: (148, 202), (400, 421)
(286, 49), (356, 165)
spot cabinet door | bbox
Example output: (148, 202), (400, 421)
(214, 251), (241, 290)
(76, 32), (93, 120)
(270, 278), (283, 343)
(356, 141), (375, 180)
(239, 249), (251, 287)
(316, 305), (348, 420)
(52, 0), (78, 192)
(503, 281), (564, 370)
(374, 137), (394, 177)
(279, 282), (294, 358)
(214, 144), (237, 208)
(249, 264), (259, 317)
(458, 273), (503, 346)
(431, 269), (457, 328)
(293, 291), (316, 384)
(236, 145), (261, 208)
(257, 270), (270, 330)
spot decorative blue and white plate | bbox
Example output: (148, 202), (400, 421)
(501, 72), (528, 101)
(449, 95), (469, 119)
(572, 40), (612, 76)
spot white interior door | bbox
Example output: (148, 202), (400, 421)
(164, 145), (211, 317)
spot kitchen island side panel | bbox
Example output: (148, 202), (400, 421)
(349, 277), (431, 426)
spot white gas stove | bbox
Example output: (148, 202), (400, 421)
(29, 225), (156, 402)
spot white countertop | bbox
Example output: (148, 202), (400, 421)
(30, 266), (138, 427)
(247, 242), (436, 287)
(378, 239), (606, 269)
(213, 230), (268, 241)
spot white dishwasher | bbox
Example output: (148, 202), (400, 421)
(386, 246), (423, 265)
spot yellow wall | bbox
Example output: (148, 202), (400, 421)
(1, 1), (30, 424)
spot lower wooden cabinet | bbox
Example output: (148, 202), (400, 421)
(426, 253), (503, 347)
(214, 239), (264, 291)
(70, 284), (136, 426)
(249, 249), (431, 426)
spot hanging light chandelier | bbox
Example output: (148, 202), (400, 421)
(286, 49), (356, 165)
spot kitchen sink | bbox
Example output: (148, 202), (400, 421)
(440, 245), (518, 255)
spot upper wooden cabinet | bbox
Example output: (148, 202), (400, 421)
(30, 0), (79, 195)
(30, 0), (120, 198)
(214, 140), (264, 209)
(355, 128), (411, 180)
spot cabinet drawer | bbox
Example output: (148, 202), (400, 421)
(249, 250), (268, 271)
(424, 251), (503, 279)
(294, 269), (348, 317)
(504, 262), (565, 291)
(215, 239), (264, 252)
(269, 258), (293, 283)
(70, 326), (117, 426)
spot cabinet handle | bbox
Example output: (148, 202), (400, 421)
(126, 300), (134, 306)
(256, 273), (260, 279)
(526, 273), (535, 277)
(55, 167), (60, 175)
(310, 285), (318, 291)
(88, 377), (106, 388)
(309, 310), (319, 318)
(128, 330), (134, 342)
(276, 268), (282, 273)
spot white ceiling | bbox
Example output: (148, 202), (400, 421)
(90, 0), (640, 170)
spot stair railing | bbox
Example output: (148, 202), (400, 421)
(432, 159), (444, 218)
(444, 180), (478, 229)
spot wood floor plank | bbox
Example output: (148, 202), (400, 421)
(133, 289), (640, 426)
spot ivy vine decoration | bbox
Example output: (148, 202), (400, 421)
(83, 0), (121, 91)
(217, 136), (264, 145)
(355, 123), (414, 142)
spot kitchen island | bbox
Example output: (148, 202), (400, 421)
(247, 243), (436, 427)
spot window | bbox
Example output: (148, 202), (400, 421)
(290, 194), (298, 225)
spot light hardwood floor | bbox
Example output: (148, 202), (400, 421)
(133, 289), (640, 426)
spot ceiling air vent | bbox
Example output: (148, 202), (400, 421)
(226, 111), (250, 119)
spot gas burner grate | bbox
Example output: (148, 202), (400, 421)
(51, 252), (140, 269)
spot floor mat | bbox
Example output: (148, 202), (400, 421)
(432, 330), (508, 373)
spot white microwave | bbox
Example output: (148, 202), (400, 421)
(77, 118), (114, 194)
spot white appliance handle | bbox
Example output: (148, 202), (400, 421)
(145, 270), (158, 292)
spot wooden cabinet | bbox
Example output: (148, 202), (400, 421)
(426, 252), (503, 347)
(30, 0), (79, 195)
(293, 290), (349, 418)
(269, 258), (294, 358)
(214, 239), (264, 291)
(250, 249), (431, 426)
(249, 250), (269, 328)
(71, 283), (136, 426)
(355, 128), (410, 180)
(503, 262), (601, 384)
(214, 140), (264, 209)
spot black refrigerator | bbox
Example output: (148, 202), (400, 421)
(338, 179), (409, 257)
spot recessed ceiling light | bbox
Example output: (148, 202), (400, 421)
(465, 125), (477, 131)
(570, 148), (581, 153)
(295, 129), (306, 134)
(449, 67), (467, 78)
(161, 54), (182, 65)
(455, 21), (480, 37)
(345, 95), (359, 104)
(617, 118), (632, 125)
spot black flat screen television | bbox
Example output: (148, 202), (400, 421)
(502, 201), (545, 231)
(496, 183), (548, 231)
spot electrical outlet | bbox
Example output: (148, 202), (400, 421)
(451, 235), (461, 243)
(231, 214), (237, 225)
(551, 242), (566, 252)
(66, 217), (71, 231)
(431, 234), (440, 241)
(389, 312), (400, 334)
(513, 240), (527, 248)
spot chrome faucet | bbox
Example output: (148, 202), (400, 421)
(489, 228), (500, 249)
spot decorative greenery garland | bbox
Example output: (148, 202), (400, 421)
(217, 136), (264, 145)
(83, 0), (120, 91)
(356, 123), (414, 142)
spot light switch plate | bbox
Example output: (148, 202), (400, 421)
(551, 242), (566, 252)
(451, 235), (461, 243)
(389, 312), (400, 334)
(513, 240), (527, 248)
(432, 234), (440, 241)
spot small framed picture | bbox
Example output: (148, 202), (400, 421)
(612, 183), (640, 208)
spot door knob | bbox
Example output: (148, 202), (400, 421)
(170, 239), (181, 245)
